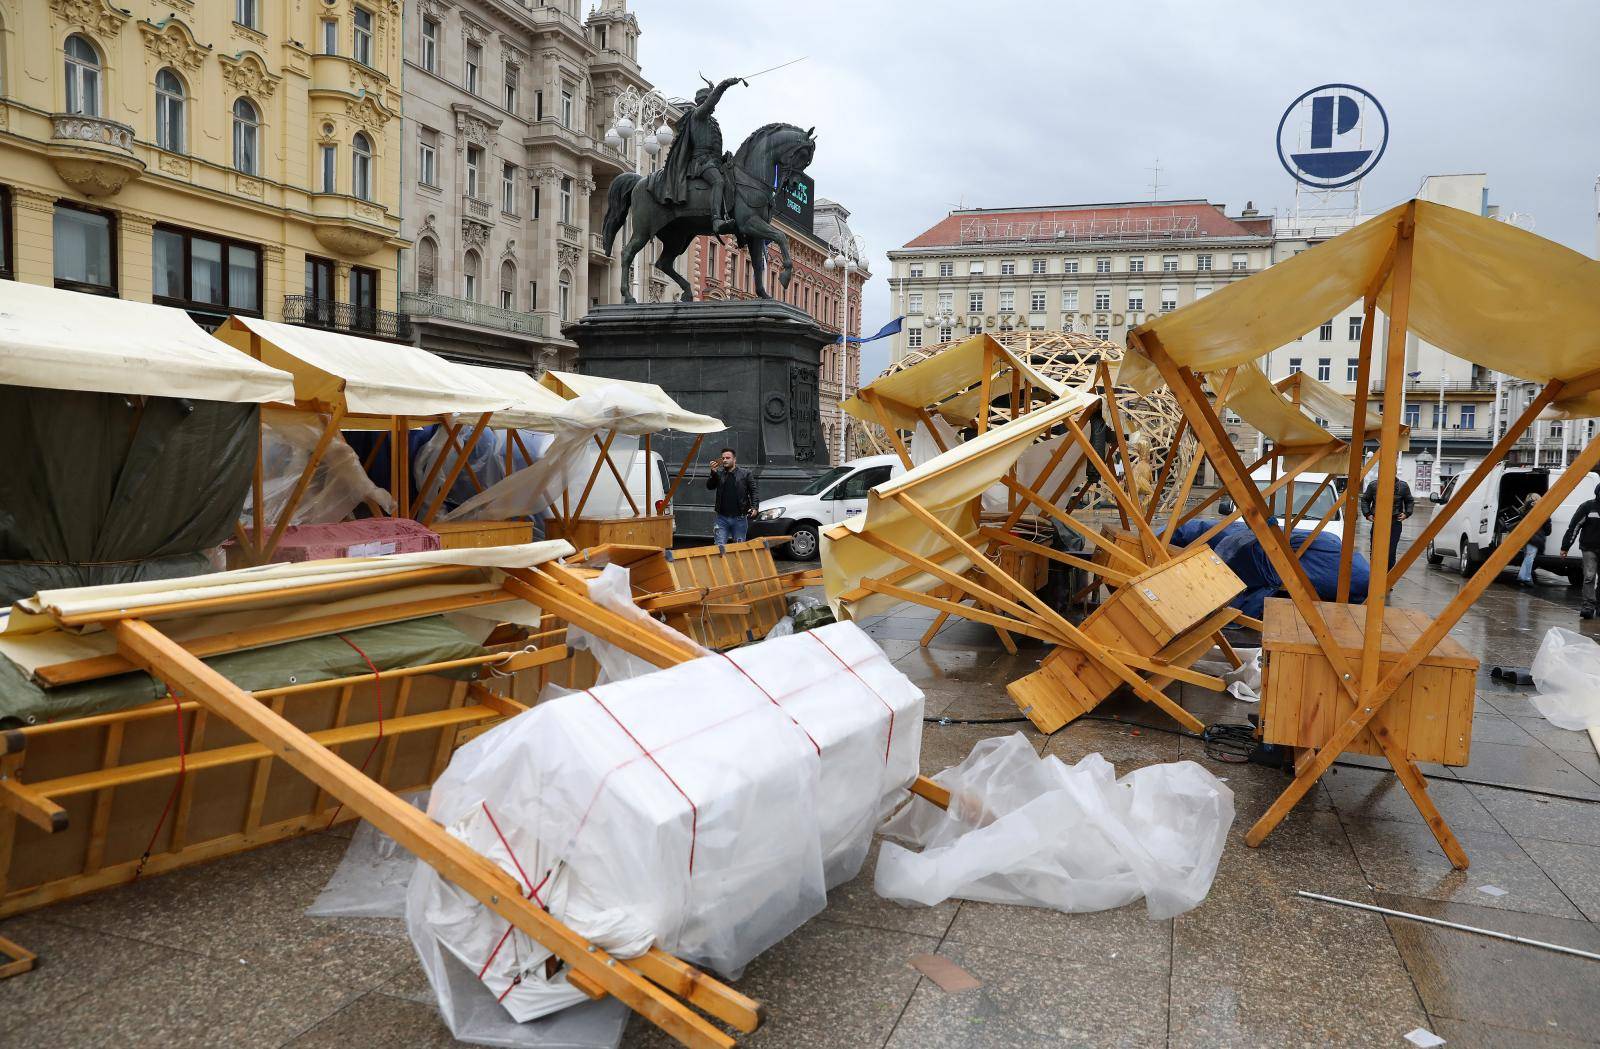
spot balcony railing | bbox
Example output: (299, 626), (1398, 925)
(400, 291), (545, 337)
(1367, 378), (1498, 394)
(284, 295), (412, 341)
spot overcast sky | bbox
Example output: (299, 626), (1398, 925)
(633, 0), (1600, 379)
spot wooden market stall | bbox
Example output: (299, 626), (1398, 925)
(1122, 198), (1600, 868)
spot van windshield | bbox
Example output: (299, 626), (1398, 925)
(798, 466), (853, 496)
(1258, 478), (1339, 522)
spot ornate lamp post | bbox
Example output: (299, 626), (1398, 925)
(603, 86), (675, 301)
(823, 231), (866, 464)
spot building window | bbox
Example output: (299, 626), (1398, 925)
(560, 88), (574, 128)
(1288, 357), (1302, 374)
(417, 129), (437, 186)
(532, 185), (540, 218)
(908, 292), (923, 313)
(349, 266), (377, 329)
(907, 327), (922, 349)
(937, 291), (953, 314)
(1162, 255), (1178, 272)
(1093, 325), (1110, 341)
(1347, 357), (1360, 382)
(1128, 257), (1145, 273)
(1460, 405), (1476, 430)
(1000, 259), (1016, 275)
(306, 255), (334, 301)
(1063, 259), (1079, 273)
(500, 259), (516, 309)
(53, 204), (115, 294)
(1432, 403), (1445, 428)
(232, 98), (260, 175)
(1403, 403), (1420, 428)
(1231, 253), (1248, 271)
(64, 35), (101, 117)
(1126, 287), (1144, 312)
(465, 43), (481, 94)
(1093, 288), (1110, 311)
(1317, 358), (1331, 381)
(320, 18), (338, 55)
(416, 236), (437, 294)
(968, 320), (983, 335)
(465, 145), (483, 197)
(968, 290), (984, 313)
(1030, 290), (1046, 312)
(318, 144), (336, 192)
(1194, 285), (1212, 300)
(504, 64), (519, 112)
(938, 325), (953, 343)
(937, 261), (953, 277)
(420, 18), (438, 72)
(1160, 287), (1177, 311)
(463, 250), (480, 301)
(1196, 254), (1212, 271)
(235, 0), (258, 30)
(909, 263), (923, 278)
(998, 290), (1014, 313)
(1031, 259), (1046, 274)
(350, 133), (373, 200)
(1095, 257), (1111, 274)
(0, 187), (12, 280)
(353, 8), (373, 65)
(1318, 319), (1333, 341)
(558, 269), (572, 321)
(155, 68), (186, 153)
(968, 260), (984, 275)
(1348, 315), (1364, 341)
(528, 280), (537, 309)
(559, 176), (573, 223)
(152, 225), (262, 317)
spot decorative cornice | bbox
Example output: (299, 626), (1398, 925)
(557, 242), (580, 271)
(461, 218), (490, 251)
(502, 43), (528, 70)
(461, 14), (489, 45)
(417, 0), (451, 17)
(138, 16), (209, 71)
(345, 92), (395, 133)
(219, 50), (282, 100)
(49, 0), (131, 37)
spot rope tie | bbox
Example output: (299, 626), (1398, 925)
(584, 688), (700, 873)
(325, 634), (383, 829)
(134, 689), (188, 880)
(717, 651), (821, 756)
(808, 632), (896, 765)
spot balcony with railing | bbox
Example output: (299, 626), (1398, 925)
(400, 291), (545, 338)
(284, 295), (412, 341)
(1367, 377), (1498, 396)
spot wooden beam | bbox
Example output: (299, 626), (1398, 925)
(261, 407), (347, 564)
(978, 527), (1133, 585)
(570, 428), (618, 522)
(421, 413), (492, 526)
(998, 476), (1149, 575)
(1062, 413), (1169, 562)
(660, 435), (705, 510)
(860, 578), (1062, 644)
(851, 530), (1066, 639)
(1175, 449), (1276, 528)
(862, 389), (914, 469)
(1145, 414), (1189, 522)
(1162, 369), (1239, 541)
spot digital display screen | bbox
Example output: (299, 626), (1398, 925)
(779, 172), (814, 235)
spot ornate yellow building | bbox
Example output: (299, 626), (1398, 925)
(0, 0), (407, 335)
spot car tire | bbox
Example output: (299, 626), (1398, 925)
(1458, 537), (1477, 578)
(786, 522), (820, 561)
(1426, 542), (1444, 566)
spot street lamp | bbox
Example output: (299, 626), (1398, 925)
(823, 230), (867, 464)
(604, 86), (675, 299)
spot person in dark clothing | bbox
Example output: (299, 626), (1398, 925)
(704, 447), (757, 545)
(1509, 493), (1552, 587)
(1559, 480), (1600, 618)
(1360, 476), (1415, 571)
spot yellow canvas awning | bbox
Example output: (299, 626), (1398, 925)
(457, 364), (577, 431)
(1125, 200), (1600, 417)
(213, 316), (515, 421)
(822, 390), (1095, 619)
(840, 333), (1067, 432)
(0, 279), (294, 403)
(539, 370), (725, 434)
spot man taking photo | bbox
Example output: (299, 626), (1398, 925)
(1361, 474), (1415, 571)
(705, 447), (757, 545)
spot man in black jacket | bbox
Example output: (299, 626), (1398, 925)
(1361, 475), (1415, 571)
(705, 447), (757, 545)
(1559, 480), (1600, 619)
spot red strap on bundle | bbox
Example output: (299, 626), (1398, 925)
(585, 688), (700, 874)
(476, 799), (553, 993)
(718, 651), (821, 755)
(809, 632), (896, 764)
(325, 633), (383, 829)
(134, 690), (189, 879)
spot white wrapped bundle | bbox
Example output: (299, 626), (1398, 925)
(408, 621), (923, 1023)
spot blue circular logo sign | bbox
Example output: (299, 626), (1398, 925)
(1277, 84), (1388, 190)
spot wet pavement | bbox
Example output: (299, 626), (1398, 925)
(5, 512), (1599, 1048)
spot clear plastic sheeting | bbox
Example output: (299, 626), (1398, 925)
(408, 621), (923, 1021)
(242, 409), (393, 528)
(308, 793), (428, 921)
(566, 564), (711, 684)
(1531, 627), (1600, 731)
(876, 733), (1233, 920)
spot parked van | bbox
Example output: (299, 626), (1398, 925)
(1425, 466), (1590, 584)
(750, 454), (905, 560)
(1219, 469), (1345, 526)
(558, 446), (670, 519)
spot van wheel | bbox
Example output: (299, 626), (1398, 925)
(1425, 542), (1444, 566)
(1457, 538), (1477, 577)
(786, 523), (820, 561)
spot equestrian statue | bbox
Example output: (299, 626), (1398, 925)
(601, 75), (817, 304)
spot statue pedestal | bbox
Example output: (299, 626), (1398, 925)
(564, 299), (834, 539)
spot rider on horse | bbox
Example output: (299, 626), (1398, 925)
(653, 76), (745, 234)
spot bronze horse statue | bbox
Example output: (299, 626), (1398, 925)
(601, 122), (817, 303)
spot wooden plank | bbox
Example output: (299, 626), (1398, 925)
(421, 413), (492, 526)
(261, 407), (348, 564)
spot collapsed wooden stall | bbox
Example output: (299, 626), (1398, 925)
(1122, 198), (1600, 868)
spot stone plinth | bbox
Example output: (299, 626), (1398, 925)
(565, 298), (834, 538)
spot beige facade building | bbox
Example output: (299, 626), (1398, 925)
(396, 0), (664, 370)
(0, 0), (407, 334)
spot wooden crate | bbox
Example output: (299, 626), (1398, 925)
(545, 515), (673, 551)
(1111, 543), (1244, 647)
(1091, 526), (1146, 575)
(433, 520), (535, 549)
(1260, 599), (1476, 766)
(995, 544), (1048, 592)
(629, 539), (790, 650)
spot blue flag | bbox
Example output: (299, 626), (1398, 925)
(840, 316), (903, 346)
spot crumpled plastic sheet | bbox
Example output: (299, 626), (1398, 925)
(565, 563), (712, 684)
(1196, 647), (1263, 702)
(242, 409), (393, 527)
(1531, 627), (1600, 730)
(875, 733), (1234, 919)
(764, 594), (829, 640)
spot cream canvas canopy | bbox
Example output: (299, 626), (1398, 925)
(0, 279), (294, 403)
(1212, 364), (1406, 471)
(540, 370), (725, 435)
(456, 364), (578, 431)
(213, 316), (514, 422)
(1123, 199), (1600, 418)
(840, 333), (1066, 433)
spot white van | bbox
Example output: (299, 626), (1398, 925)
(750, 454), (904, 560)
(1425, 466), (1591, 584)
(558, 446), (670, 519)
(1219, 469), (1345, 527)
